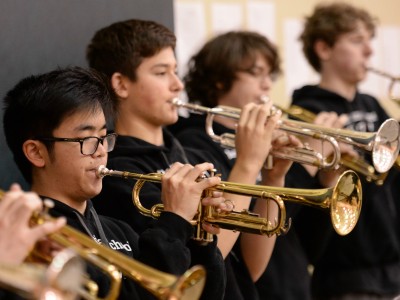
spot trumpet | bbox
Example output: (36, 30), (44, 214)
(172, 98), (341, 169)
(368, 67), (400, 103)
(0, 249), (85, 300)
(0, 189), (206, 300)
(278, 104), (400, 184)
(173, 99), (400, 173)
(97, 165), (362, 237)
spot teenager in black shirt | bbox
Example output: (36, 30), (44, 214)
(290, 3), (400, 299)
(3, 67), (227, 299)
(87, 20), (289, 300)
(169, 30), (308, 300)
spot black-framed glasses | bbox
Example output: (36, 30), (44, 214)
(35, 133), (117, 155)
(237, 66), (279, 82)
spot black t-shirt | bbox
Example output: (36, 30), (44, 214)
(291, 85), (400, 297)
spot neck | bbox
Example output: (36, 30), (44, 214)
(31, 176), (87, 214)
(319, 74), (357, 102)
(115, 114), (164, 146)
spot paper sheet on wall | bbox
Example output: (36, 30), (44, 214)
(283, 18), (319, 102)
(359, 25), (400, 118)
(360, 26), (400, 101)
(211, 3), (243, 35)
(174, 2), (207, 79)
(247, 1), (275, 42)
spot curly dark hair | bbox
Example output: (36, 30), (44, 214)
(184, 31), (281, 107)
(300, 2), (377, 72)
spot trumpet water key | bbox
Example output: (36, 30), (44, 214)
(97, 165), (362, 237)
(172, 98), (341, 169)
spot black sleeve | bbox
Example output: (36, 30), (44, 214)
(137, 212), (192, 274)
(137, 212), (226, 300)
(187, 237), (226, 300)
(175, 128), (233, 181)
(0, 290), (24, 300)
(285, 163), (335, 264)
(102, 214), (193, 300)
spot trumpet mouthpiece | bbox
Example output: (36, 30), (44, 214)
(260, 95), (270, 104)
(171, 98), (183, 106)
(96, 165), (108, 178)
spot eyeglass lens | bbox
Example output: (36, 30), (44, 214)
(82, 135), (116, 155)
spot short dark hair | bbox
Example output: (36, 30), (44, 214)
(184, 31), (281, 107)
(86, 19), (176, 81)
(3, 66), (112, 183)
(300, 2), (377, 72)
(86, 19), (176, 115)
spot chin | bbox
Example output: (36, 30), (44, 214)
(87, 183), (103, 198)
(166, 116), (179, 125)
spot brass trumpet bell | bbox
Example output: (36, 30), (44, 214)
(0, 249), (85, 300)
(204, 169), (362, 236)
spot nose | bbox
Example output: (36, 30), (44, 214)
(364, 41), (373, 57)
(171, 73), (184, 92)
(260, 74), (272, 91)
(93, 141), (107, 158)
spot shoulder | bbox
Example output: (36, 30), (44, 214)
(98, 214), (138, 238)
(357, 92), (390, 118)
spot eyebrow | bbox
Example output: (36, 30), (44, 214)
(151, 63), (177, 69)
(73, 123), (107, 132)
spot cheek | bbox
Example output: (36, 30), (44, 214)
(334, 46), (359, 63)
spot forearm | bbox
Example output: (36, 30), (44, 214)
(217, 160), (260, 258)
(240, 197), (278, 281)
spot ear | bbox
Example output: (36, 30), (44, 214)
(23, 140), (47, 168)
(314, 39), (332, 61)
(111, 72), (129, 99)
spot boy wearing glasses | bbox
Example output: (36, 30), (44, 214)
(3, 67), (227, 299)
(170, 30), (311, 300)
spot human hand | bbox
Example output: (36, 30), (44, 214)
(0, 184), (66, 265)
(161, 162), (221, 222)
(310, 112), (358, 187)
(262, 131), (303, 186)
(235, 101), (281, 173)
(312, 112), (358, 159)
(201, 191), (235, 235)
